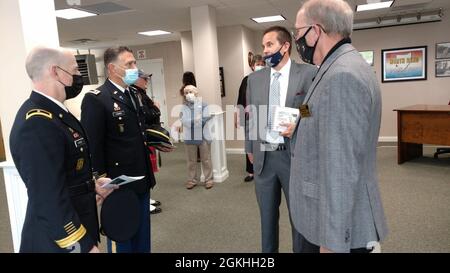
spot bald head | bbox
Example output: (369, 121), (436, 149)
(298, 0), (354, 38)
(25, 47), (73, 81)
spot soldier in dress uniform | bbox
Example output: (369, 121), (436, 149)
(10, 47), (115, 253)
(80, 46), (155, 253)
(131, 70), (162, 214)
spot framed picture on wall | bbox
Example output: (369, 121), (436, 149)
(436, 59), (450, 77)
(219, 67), (225, 97)
(359, 50), (374, 66)
(436, 42), (450, 59)
(381, 46), (427, 83)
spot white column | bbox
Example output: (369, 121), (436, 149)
(190, 5), (222, 105)
(209, 112), (229, 182)
(0, 162), (28, 253)
(0, 0), (60, 252)
(180, 31), (195, 73)
(190, 5), (228, 182)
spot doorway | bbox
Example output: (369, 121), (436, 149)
(136, 59), (168, 127)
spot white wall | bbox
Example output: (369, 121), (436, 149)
(180, 31), (195, 73)
(0, 0), (59, 161)
(242, 26), (258, 75)
(253, 20), (450, 139)
(352, 14), (450, 139)
(64, 49), (106, 119)
(62, 41), (185, 128)
(57, 17), (450, 150)
(129, 41), (184, 126)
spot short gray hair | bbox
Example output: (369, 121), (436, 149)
(25, 47), (66, 81)
(301, 0), (354, 38)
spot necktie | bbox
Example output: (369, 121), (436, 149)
(125, 89), (137, 110)
(268, 72), (281, 139)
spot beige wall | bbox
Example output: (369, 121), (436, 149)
(64, 42), (184, 128)
(0, 120), (5, 161)
(217, 25), (246, 149)
(176, 25), (262, 149)
(0, 0), (59, 161)
(129, 41), (184, 126)
(352, 13), (450, 139)
(180, 31), (195, 72)
(242, 26), (259, 75)
(253, 20), (450, 140)
(64, 49), (105, 119)
(60, 17), (450, 149)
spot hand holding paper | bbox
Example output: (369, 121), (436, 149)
(101, 175), (145, 189)
(272, 106), (299, 138)
(95, 177), (117, 206)
(279, 121), (296, 138)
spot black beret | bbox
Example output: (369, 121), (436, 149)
(100, 189), (140, 242)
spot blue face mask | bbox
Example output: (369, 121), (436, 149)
(122, 68), (139, 85)
(264, 46), (285, 67)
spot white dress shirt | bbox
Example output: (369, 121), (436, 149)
(33, 90), (68, 112)
(109, 79), (127, 93)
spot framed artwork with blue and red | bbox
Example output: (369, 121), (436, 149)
(381, 46), (427, 83)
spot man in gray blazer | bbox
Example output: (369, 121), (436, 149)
(289, 0), (388, 253)
(245, 26), (317, 253)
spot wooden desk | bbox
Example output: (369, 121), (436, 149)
(394, 105), (450, 164)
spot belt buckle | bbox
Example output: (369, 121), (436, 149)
(268, 143), (279, 151)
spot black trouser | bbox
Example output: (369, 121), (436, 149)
(245, 153), (254, 174)
(298, 233), (373, 253)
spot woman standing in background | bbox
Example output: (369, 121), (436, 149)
(236, 53), (265, 182)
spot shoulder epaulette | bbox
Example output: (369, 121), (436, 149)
(87, 89), (101, 96)
(26, 109), (52, 120)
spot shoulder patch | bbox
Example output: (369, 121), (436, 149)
(26, 109), (52, 120)
(87, 89), (101, 96)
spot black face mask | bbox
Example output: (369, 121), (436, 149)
(295, 26), (319, 65)
(57, 66), (84, 99)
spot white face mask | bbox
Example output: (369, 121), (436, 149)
(185, 93), (196, 102)
(254, 65), (265, 72)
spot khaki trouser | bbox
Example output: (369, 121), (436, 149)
(185, 141), (213, 183)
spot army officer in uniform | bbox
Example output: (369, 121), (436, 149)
(81, 46), (155, 253)
(10, 47), (114, 253)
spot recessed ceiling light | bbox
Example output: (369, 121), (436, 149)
(356, 1), (394, 12)
(138, 30), (172, 37)
(56, 8), (97, 19)
(251, 15), (286, 24)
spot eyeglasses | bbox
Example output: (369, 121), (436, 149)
(291, 24), (326, 40)
(291, 25), (313, 40)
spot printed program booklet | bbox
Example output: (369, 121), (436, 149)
(271, 106), (300, 132)
(101, 175), (145, 188)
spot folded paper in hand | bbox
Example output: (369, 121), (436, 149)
(101, 175), (145, 188)
(272, 106), (300, 132)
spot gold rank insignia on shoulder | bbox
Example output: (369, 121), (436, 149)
(88, 89), (101, 96)
(299, 104), (312, 118)
(26, 109), (52, 120)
